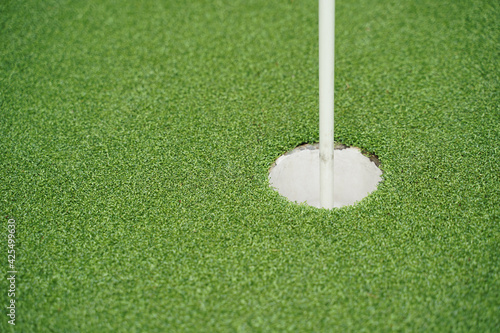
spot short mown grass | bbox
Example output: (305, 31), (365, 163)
(1, 0), (499, 331)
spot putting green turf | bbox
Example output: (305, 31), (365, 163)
(1, 0), (499, 331)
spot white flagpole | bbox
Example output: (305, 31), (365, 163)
(319, 0), (335, 209)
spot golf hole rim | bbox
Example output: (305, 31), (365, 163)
(268, 143), (383, 209)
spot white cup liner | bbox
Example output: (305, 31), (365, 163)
(269, 144), (382, 208)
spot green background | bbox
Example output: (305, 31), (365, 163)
(1, 0), (499, 331)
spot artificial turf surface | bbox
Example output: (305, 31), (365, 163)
(1, 0), (499, 331)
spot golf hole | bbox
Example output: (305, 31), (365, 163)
(269, 144), (382, 208)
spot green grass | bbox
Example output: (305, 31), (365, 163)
(1, 0), (499, 331)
